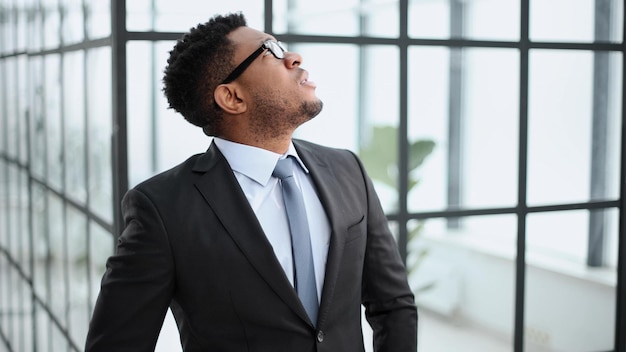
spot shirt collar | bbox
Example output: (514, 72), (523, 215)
(213, 137), (309, 186)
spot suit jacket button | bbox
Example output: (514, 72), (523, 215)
(317, 330), (325, 343)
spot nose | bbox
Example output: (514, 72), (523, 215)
(283, 51), (302, 68)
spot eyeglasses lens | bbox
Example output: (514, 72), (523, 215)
(267, 41), (286, 59)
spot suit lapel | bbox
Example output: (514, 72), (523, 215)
(192, 143), (311, 324)
(294, 141), (350, 328)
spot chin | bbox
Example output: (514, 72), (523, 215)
(303, 99), (323, 119)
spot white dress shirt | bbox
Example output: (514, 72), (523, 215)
(213, 137), (330, 301)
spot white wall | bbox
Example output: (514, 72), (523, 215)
(414, 232), (616, 351)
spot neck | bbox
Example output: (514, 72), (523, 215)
(219, 113), (299, 154)
(217, 132), (293, 155)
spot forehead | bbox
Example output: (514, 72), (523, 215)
(228, 26), (274, 60)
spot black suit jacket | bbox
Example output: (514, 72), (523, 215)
(85, 139), (417, 352)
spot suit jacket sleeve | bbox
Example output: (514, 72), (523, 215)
(85, 188), (174, 352)
(354, 152), (418, 352)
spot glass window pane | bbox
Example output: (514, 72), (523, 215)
(6, 165), (19, 257)
(527, 208), (619, 266)
(287, 44), (403, 207)
(87, 47), (113, 223)
(32, 183), (48, 297)
(64, 50), (87, 203)
(45, 54), (63, 191)
(362, 1), (399, 37)
(293, 44), (360, 150)
(411, 215), (516, 351)
(354, 46), (400, 213)
(530, 0), (623, 43)
(86, 0), (111, 39)
(408, 0), (450, 38)
(16, 170), (30, 275)
(528, 50), (622, 206)
(28, 0), (44, 51)
(43, 0), (61, 49)
(408, 48), (519, 212)
(409, 0), (519, 40)
(89, 221), (114, 310)
(153, 44), (212, 174)
(67, 205), (89, 347)
(1, 0), (16, 53)
(605, 209), (620, 269)
(125, 0), (151, 30)
(51, 323), (70, 351)
(527, 210), (588, 263)
(126, 41), (158, 186)
(126, 0), (264, 32)
(0, 61), (5, 153)
(15, 2), (29, 52)
(15, 278), (28, 350)
(48, 192), (66, 326)
(1, 255), (14, 331)
(0, 161), (6, 250)
(17, 55), (29, 164)
(526, 210), (617, 351)
(30, 56), (46, 179)
(4, 58), (17, 160)
(466, 0), (520, 40)
(275, 0), (398, 37)
(1, 262), (8, 343)
(62, 0), (84, 44)
(35, 302), (50, 351)
(408, 47), (449, 212)
(127, 41), (210, 186)
(462, 48), (519, 209)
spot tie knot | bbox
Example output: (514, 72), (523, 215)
(273, 157), (295, 180)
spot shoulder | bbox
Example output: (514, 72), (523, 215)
(293, 138), (369, 180)
(133, 152), (205, 192)
(293, 139), (359, 162)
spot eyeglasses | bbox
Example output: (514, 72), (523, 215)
(221, 40), (287, 84)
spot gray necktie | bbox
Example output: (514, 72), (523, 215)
(273, 157), (319, 325)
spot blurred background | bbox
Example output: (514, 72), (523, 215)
(0, 0), (624, 351)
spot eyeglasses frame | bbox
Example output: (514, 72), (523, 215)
(220, 40), (286, 84)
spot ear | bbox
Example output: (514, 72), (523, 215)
(214, 84), (247, 114)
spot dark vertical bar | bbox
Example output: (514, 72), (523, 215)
(81, 0), (93, 322)
(447, 0), (464, 229)
(111, 0), (128, 240)
(398, 0), (409, 263)
(264, 0), (273, 34)
(357, 0), (368, 151)
(149, 0), (157, 173)
(57, 1), (74, 346)
(615, 1), (626, 349)
(515, 0), (530, 351)
(587, 0), (612, 267)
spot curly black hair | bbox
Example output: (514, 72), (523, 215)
(162, 13), (247, 136)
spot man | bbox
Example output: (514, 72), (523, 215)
(85, 12), (417, 352)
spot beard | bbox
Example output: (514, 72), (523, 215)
(249, 89), (324, 140)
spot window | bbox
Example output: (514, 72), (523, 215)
(0, 1), (624, 351)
